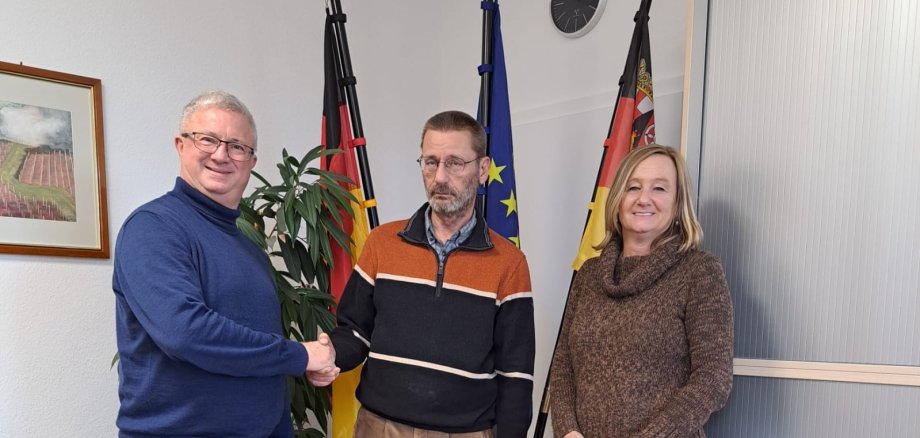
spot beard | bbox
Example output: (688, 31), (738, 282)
(427, 175), (478, 218)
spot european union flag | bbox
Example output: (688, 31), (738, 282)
(478, 1), (519, 247)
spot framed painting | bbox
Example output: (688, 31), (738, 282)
(0, 61), (108, 258)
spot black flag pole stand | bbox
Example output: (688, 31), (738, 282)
(531, 1), (652, 436)
(476, 0), (496, 216)
(328, 0), (379, 229)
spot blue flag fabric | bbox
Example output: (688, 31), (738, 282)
(479, 2), (520, 247)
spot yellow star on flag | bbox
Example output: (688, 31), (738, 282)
(500, 191), (517, 217)
(508, 236), (520, 248)
(488, 161), (506, 186)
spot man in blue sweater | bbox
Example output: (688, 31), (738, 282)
(113, 91), (337, 437)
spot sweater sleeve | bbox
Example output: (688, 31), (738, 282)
(114, 211), (307, 377)
(493, 253), (536, 438)
(549, 265), (588, 437)
(329, 229), (378, 371)
(638, 253), (734, 437)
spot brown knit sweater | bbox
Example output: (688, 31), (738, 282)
(550, 240), (733, 438)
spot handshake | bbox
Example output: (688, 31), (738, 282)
(301, 333), (340, 387)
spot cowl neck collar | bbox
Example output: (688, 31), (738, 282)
(598, 239), (686, 298)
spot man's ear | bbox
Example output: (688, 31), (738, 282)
(478, 156), (490, 185)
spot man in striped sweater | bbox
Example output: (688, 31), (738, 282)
(321, 111), (535, 437)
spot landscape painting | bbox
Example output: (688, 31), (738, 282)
(0, 101), (77, 222)
(0, 61), (108, 258)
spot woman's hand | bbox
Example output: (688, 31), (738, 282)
(564, 432), (585, 438)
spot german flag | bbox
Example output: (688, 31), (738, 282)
(321, 9), (369, 438)
(572, 0), (655, 270)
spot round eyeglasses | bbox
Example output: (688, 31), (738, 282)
(416, 156), (481, 176)
(181, 132), (255, 162)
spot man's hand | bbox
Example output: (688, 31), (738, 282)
(307, 366), (340, 387)
(303, 333), (336, 372)
(302, 333), (339, 387)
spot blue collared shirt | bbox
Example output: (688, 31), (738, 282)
(424, 206), (477, 263)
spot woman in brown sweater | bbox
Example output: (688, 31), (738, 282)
(550, 145), (733, 437)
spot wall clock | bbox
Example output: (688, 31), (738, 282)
(551, 0), (607, 38)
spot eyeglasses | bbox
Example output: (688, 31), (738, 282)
(416, 156), (481, 176)
(181, 132), (255, 162)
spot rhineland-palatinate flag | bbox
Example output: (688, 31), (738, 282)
(479, 1), (520, 247)
(572, 0), (655, 270)
(321, 10), (369, 438)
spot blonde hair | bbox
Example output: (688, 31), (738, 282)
(597, 144), (703, 252)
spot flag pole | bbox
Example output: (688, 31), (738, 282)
(477, 0), (496, 215)
(329, 0), (379, 229)
(532, 1), (653, 436)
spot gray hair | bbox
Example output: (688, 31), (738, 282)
(180, 91), (257, 147)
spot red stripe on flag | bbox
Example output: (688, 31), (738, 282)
(598, 96), (636, 188)
(321, 103), (361, 306)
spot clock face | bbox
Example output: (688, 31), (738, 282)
(551, 0), (607, 38)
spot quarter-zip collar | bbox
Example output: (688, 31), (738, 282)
(398, 203), (493, 251)
(424, 205), (478, 263)
(399, 203), (493, 297)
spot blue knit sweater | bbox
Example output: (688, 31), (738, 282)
(113, 178), (307, 437)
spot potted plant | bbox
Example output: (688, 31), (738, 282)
(237, 145), (355, 437)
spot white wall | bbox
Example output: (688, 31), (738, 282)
(0, 1), (689, 436)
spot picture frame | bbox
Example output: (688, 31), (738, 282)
(0, 61), (108, 258)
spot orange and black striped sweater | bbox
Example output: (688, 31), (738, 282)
(330, 204), (535, 436)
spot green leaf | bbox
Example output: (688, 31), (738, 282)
(322, 199), (346, 231)
(299, 288), (334, 302)
(319, 175), (358, 203)
(251, 169), (271, 186)
(281, 302), (292, 333)
(316, 265), (330, 296)
(311, 167), (355, 185)
(314, 306), (336, 332)
(300, 302), (318, 340)
(293, 199), (314, 230)
(297, 241), (315, 285)
(309, 185), (322, 215)
(277, 162), (292, 185)
(275, 272), (301, 303)
(302, 428), (326, 438)
(276, 207), (288, 234)
(286, 202), (301, 242)
(278, 236), (302, 283)
(286, 154), (301, 170)
(300, 188), (318, 227)
(236, 218), (267, 251)
(260, 185), (287, 197)
(291, 375), (307, 425)
(321, 215), (352, 256)
(321, 187), (356, 221)
(316, 229), (331, 267)
(303, 144), (342, 164)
